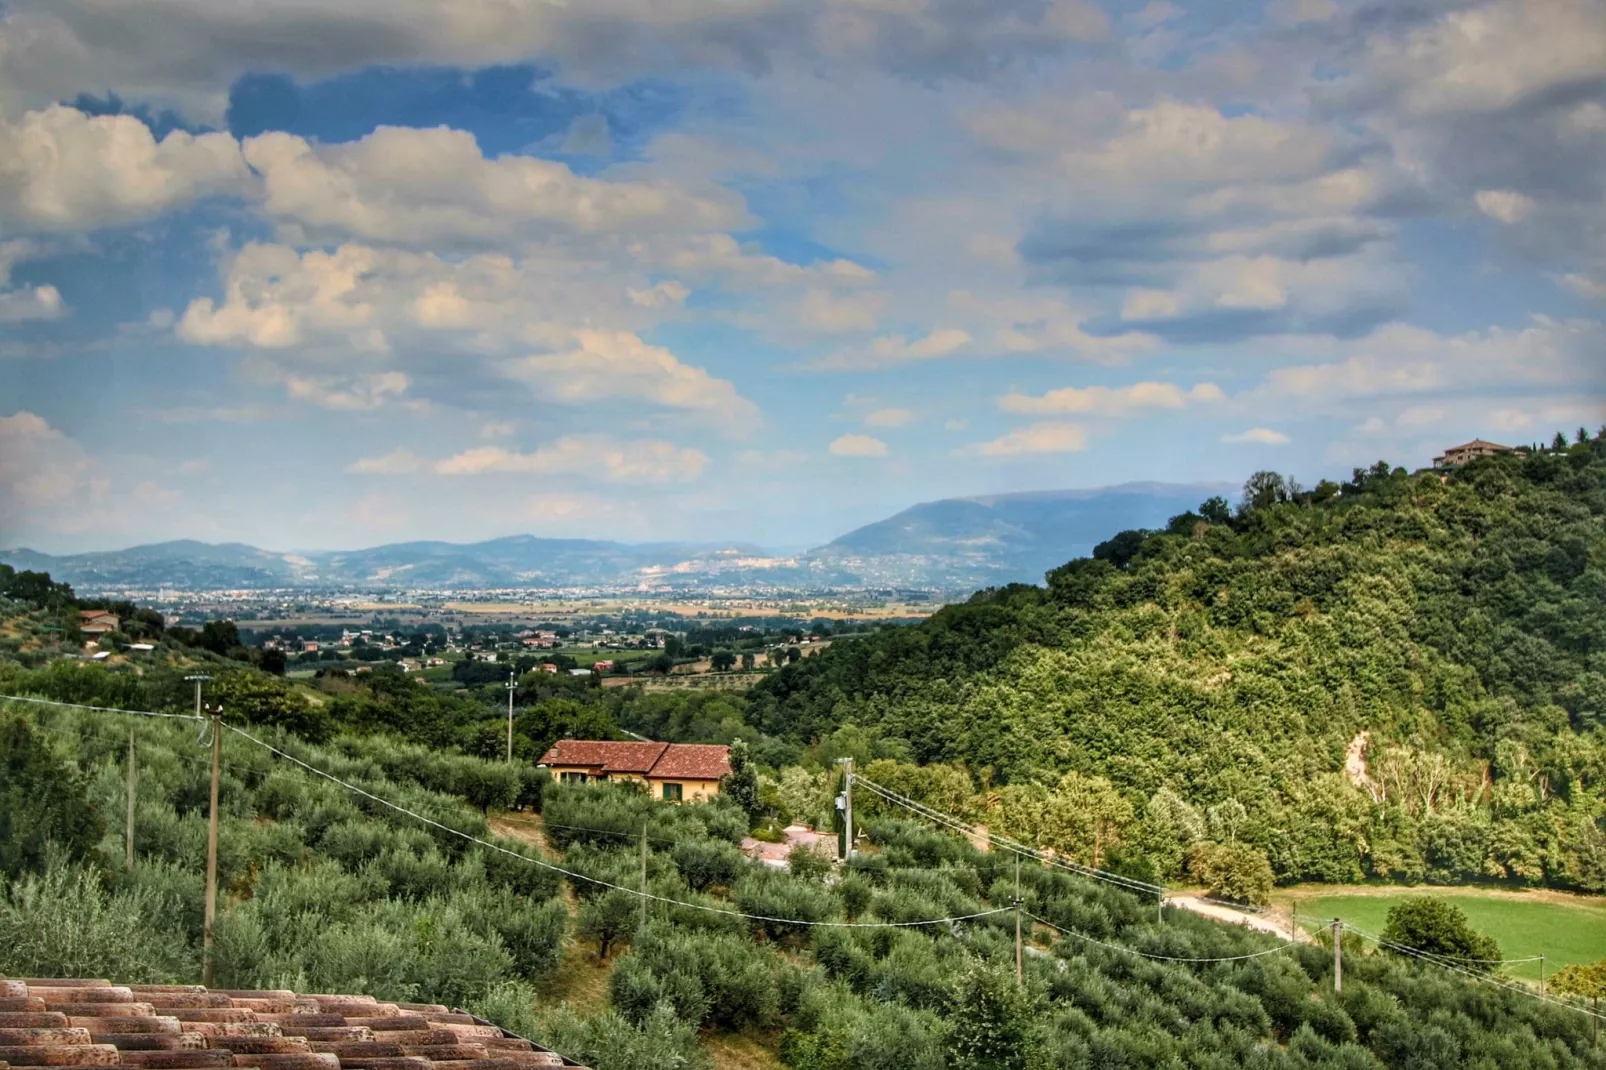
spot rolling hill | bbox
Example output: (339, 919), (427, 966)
(1, 481), (1228, 592)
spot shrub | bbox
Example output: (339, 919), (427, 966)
(1379, 898), (1501, 971)
(1188, 841), (1275, 906)
(672, 837), (747, 891)
(0, 713), (104, 877)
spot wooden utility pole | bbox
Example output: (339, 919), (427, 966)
(125, 726), (137, 871)
(842, 757), (853, 862)
(1157, 889), (1164, 926)
(1332, 919), (1342, 993)
(1014, 855), (1023, 986)
(1539, 954), (1546, 995)
(639, 822), (649, 930)
(202, 704), (222, 986)
(505, 673), (516, 763)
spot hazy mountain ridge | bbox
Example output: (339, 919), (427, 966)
(3, 482), (1228, 591)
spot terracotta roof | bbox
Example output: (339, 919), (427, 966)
(646, 744), (731, 781)
(0, 978), (583, 1069)
(536, 740), (667, 774)
(536, 740), (730, 781)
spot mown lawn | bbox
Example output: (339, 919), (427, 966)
(1278, 885), (1606, 983)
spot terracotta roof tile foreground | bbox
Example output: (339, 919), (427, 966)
(0, 979), (584, 1070)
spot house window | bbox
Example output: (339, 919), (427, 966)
(560, 771), (589, 784)
(662, 782), (683, 801)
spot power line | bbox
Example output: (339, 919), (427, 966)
(0, 693), (206, 720)
(854, 775), (1166, 896)
(1342, 924), (1606, 1023)
(1024, 910), (1299, 964)
(223, 721), (1011, 931)
(16, 690), (1603, 1025)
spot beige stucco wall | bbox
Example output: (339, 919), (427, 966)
(647, 777), (721, 802)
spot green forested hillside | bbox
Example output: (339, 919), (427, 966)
(751, 435), (1606, 892)
(7, 702), (1606, 1070)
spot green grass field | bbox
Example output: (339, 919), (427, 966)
(1279, 886), (1606, 983)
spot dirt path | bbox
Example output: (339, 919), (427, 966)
(1166, 896), (1310, 943)
(487, 810), (551, 854)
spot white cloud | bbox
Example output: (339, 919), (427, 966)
(828, 433), (888, 457)
(0, 0), (1127, 122)
(349, 435), (708, 484)
(479, 420), (517, 439)
(283, 371), (416, 411)
(0, 106), (248, 231)
(244, 125), (748, 248)
(812, 327), (971, 370)
(1257, 318), (1604, 402)
(1558, 273), (1606, 301)
(507, 330), (757, 425)
(1222, 427), (1290, 445)
(1346, 0), (1606, 119)
(799, 288), (884, 332)
(863, 407), (914, 428)
(1475, 189), (1535, 225)
(966, 421), (1089, 456)
(0, 411), (98, 522)
(0, 281), (63, 322)
(999, 380), (1223, 416)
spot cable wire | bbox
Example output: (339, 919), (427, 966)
(224, 720), (1011, 930)
(1343, 924), (1606, 1022)
(0, 693), (205, 720)
(855, 775), (1166, 896)
(1024, 910), (1298, 963)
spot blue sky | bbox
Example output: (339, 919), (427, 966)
(1, 0), (1602, 552)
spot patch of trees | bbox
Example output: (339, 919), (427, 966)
(748, 435), (1606, 893)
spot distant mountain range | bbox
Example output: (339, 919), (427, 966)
(2, 481), (1226, 593)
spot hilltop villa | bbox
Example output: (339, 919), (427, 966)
(537, 739), (731, 801)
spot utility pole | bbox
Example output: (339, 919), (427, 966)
(125, 725), (137, 871)
(838, 757), (854, 862)
(202, 703), (223, 986)
(1291, 903), (1297, 943)
(505, 672), (516, 763)
(1014, 854), (1023, 986)
(185, 674), (212, 720)
(639, 822), (649, 931)
(1539, 954), (1545, 996)
(1332, 919), (1342, 993)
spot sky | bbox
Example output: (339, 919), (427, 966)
(0, 0), (1603, 554)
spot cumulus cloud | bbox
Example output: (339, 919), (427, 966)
(999, 380), (1223, 417)
(507, 330), (757, 425)
(0, 411), (99, 524)
(863, 407), (914, 428)
(349, 435), (708, 483)
(244, 125), (748, 248)
(1256, 317), (1604, 403)
(0, 105), (248, 231)
(1222, 427), (1290, 445)
(1475, 189), (1535, 224)
(0, 0), (1128, 121)
(965, 421), (1089, 456)
(828, 433), (888, 457)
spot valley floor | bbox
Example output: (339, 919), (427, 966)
(1272, 883), (1606, 983)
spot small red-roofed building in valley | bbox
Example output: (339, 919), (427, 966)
(536, 740), (731, 802)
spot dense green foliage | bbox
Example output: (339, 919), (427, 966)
(6, 701), (1606, 1068)
(0, 714), (104, 877)
(0, 704), (566, 1005)
(1380, 898), (1501, 971)
(751, 438), (1606, 892)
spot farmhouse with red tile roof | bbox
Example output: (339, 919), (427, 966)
(537, 740), (730, 802)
